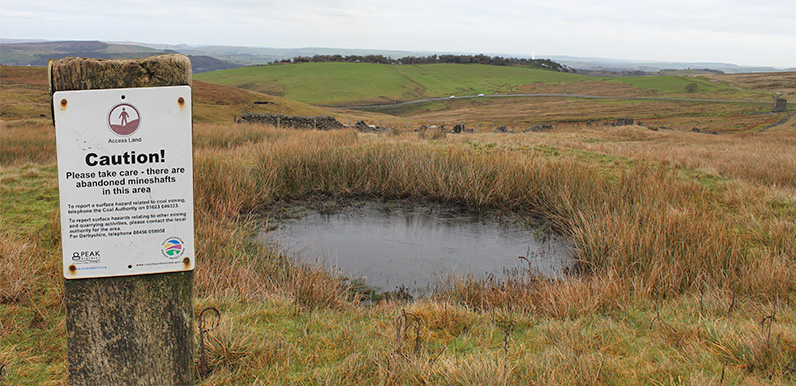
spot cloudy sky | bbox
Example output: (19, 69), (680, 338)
(2, 0), (794, 67)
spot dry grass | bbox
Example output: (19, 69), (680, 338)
(192, 123), (787, 298)
(0, 229), (39, 303)
(2, 112), (796, 384)
(704, 71), (796, 96)
(382, 96), (778, 133)
(0, 120), (56, 166)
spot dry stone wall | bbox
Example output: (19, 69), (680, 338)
(238, 113), (343, 130)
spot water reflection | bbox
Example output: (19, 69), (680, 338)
(263, 202), (572, 293)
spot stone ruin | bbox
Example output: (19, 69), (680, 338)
(238, 113), (343, 130)
(524, 124), (553, 133)
(774, 98), (787, 113)
(354, 120), (382, 132)
(606, 117), (634, 126)
(493, 124), (553, 133)
(691, 127), (719, 135)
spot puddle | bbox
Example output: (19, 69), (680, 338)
(262, 201), (572, 294)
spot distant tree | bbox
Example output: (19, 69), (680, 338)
(267, 53), (575, 73)
(685, 83), (698, 93)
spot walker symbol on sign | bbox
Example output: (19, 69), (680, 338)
(108, 103), (141, 136)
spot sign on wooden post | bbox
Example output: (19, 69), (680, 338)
(55, 86), (195, 278)
(50, 55), (195, 386)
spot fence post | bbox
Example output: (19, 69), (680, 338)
(50, 55), (194, 386)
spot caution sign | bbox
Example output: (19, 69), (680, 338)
(53, 86), (195, 278)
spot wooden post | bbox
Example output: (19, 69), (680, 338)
(50, 55), (194, 386)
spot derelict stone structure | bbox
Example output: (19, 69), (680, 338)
(239, 112), (343, 130)
(773, 98), (787, 113)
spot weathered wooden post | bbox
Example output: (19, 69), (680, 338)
(50, 54), (195, 385)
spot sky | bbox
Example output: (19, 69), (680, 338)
(2, 0), (795, 68)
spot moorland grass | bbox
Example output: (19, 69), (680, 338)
(2, 121), (796, 384)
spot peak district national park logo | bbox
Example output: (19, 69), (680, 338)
(108, 103), (141, 136)
(161, 237), (185, 259)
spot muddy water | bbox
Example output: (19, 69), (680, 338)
(263, 202), (572, 294)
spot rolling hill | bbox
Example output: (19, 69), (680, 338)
(194, 62), (770, 107)
(0, 41), (242, 73)
(0, 66), (394, 123)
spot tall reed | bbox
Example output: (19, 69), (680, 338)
(192, 123), (781, 303)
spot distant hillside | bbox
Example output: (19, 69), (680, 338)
(0, 41), (241, 73)
(548, 56), (795, 74)
(187, 55), (243, 73)
(0, 40), (175, 66)
(141, 43), (794, 74)
(6, 39), (792, 75)
(0, 65), (394, 123)
(195, 62), (753, 107)
(197, 62), (596, 106)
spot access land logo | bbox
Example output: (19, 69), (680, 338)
(161, 237), (185, 259)
(108, 103), (141, 136)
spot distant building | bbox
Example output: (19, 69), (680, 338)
(774, 98), (787, 113)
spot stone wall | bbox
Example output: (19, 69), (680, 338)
(238, 113), (343, 130)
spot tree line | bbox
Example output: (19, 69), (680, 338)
(272, 54), (575, 73)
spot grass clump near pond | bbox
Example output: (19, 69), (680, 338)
(2, 120), (796, 384)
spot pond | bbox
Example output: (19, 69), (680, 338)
(262, 201), (572, 295)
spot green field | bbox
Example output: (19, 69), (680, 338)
(194, 62), (748, 107)
(196, 63), (592, 105)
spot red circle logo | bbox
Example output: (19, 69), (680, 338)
(108, 103), (141, 136)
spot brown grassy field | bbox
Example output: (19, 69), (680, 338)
(704, 71), (796, 97)
(374, 96), (777, 133)
(2, 65), (796, 384)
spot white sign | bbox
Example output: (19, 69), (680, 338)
(53, 86), (195, 279)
